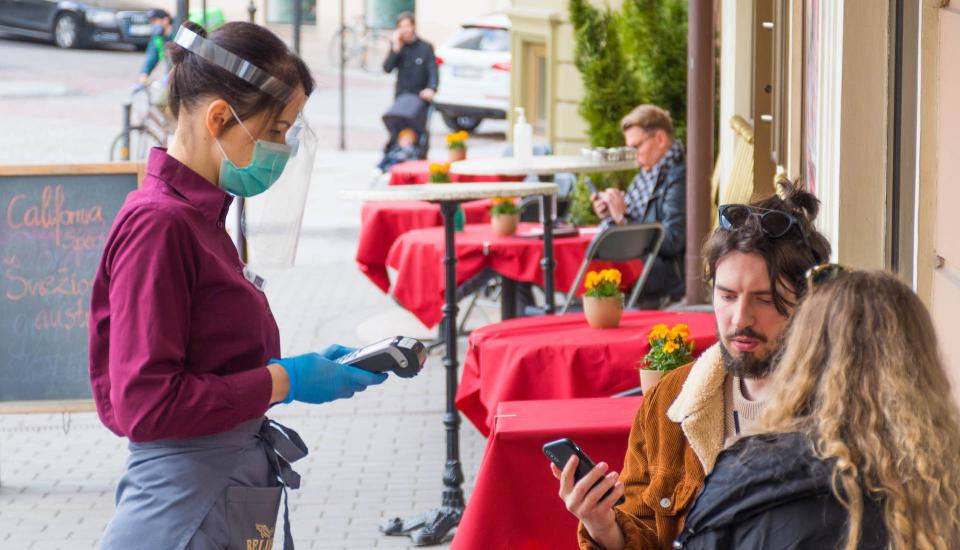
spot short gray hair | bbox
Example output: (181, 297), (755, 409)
(620, 105), (674, 137)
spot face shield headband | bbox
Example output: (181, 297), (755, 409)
(173, 26), (294, 102)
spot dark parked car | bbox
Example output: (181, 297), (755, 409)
(0, 0), (161, 49)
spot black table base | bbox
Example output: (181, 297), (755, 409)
(381, 201), (465, 545)
(380, 195), (555, 546)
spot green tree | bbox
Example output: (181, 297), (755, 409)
(620, 0), (688, 140)
(568, 0), (641, 149)
(566, 0), (688, 225)
(568, 0), (642, 224)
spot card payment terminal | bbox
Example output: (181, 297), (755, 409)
(335, 336), (426, 378)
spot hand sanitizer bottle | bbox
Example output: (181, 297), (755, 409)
(513, 107), (533, 166)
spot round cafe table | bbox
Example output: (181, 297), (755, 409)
(455, 310), (718, 437)
(355, 199), (492, 293)
(450, 154), (637, 177)
(343, 181), (559, 545)
(389, 159), (524, 186)
(385, 222), (644, 329)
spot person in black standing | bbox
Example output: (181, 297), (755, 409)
(382, 11), (438, 101)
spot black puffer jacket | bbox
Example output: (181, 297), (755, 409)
(674, 432), (888, 550)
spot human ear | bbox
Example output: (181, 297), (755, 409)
(204, 99), (231, 139)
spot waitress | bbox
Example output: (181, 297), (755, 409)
(88, 21), (386, 550)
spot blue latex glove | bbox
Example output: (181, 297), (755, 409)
(272, 345), (388, 405)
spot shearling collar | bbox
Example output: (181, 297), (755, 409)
(666, 342), (728, 473)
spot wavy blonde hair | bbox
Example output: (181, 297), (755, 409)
(763, 270), (960, 550)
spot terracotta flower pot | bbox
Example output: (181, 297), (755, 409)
(449, 148), (467, 162)
(583, 295), (624, 329)
(639, 369), (663, 394)
(491, 213), (519, 237)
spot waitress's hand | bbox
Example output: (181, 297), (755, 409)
(270, 347), (387, 405)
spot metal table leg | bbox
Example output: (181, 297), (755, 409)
(541, 194), (555, 314)
(500, 276), (517, 321)
(380, 200), (464, 545)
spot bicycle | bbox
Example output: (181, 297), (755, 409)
(109, 81), (175, 161)
(328, 15), (393, 73)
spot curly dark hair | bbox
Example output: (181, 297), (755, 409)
(703, 180), (832, 315)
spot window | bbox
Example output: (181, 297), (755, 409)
(523, 42), (547, 135)
(447, 27), (510, 52)
(266, 0), (317, 25)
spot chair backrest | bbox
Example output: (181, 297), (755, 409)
(710, 115), (755, 229)
(519, 196), (570, 222)
(588, 223), (663, 262)
(561, 223), (665, 313)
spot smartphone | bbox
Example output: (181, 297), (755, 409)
(584, 177), (598, 196)
(543, 438), (626, 506)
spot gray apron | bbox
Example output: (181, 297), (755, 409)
(99, 417), (308, 550)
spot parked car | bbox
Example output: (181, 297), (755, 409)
(0, 0), (161, 49)
(433, 13), (511, 133)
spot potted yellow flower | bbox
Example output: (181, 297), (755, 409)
(583, 269), (624, 329)
(490, 197), (520, 237)
(639, 323), (695, 393)
(446, 130), (469, 162)
(428, 162), (451, 183)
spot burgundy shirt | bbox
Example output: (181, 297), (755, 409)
(89, 149), (278, 442)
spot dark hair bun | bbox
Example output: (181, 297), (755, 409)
(776, 178), (820, 225)
(165, 21), (207, 66)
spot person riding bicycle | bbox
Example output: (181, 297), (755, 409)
(138, 9), (176, 84)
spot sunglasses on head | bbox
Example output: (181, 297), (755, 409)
(805, 263), (850, 291)
(718, 204), (805, 239)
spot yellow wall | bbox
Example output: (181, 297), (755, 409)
(506, 0), (623, 155)
(834, 1), (890, 269)
(932, 4), (960, 400)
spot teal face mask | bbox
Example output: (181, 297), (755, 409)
(215, 105), (292, 197)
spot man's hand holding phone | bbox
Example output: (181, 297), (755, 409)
(545, 438), (626, 548)
(551, 456), (626, 548)
(391, 29), (404, 52)
(591, 192), (610, 218)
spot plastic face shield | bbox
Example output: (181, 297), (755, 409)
(242, 110), (318, 268)
(173, 26), (317, 268)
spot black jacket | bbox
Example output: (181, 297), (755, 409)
(674, 432), (888, 550)
(614, 156), (686, 299)
(383, 38), (438, 97)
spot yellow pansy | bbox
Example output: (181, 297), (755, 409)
(672, 323), (690, 339)
(663, 341), (679, 354)
(649, 324), (670, 340)
(585, 271), (600, 290)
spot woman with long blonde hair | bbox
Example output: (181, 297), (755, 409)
(674, 269), (960, 549)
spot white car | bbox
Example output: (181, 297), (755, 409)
(433, 13), (511, 132)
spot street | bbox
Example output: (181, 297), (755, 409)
(0, 30), (504, 549)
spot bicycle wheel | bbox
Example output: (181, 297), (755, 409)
(109, 127), (163, 162)
(328, 27), (360, 69)
(360, 33), (392, 73)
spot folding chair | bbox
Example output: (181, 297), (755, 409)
(560, 222), (665, 314)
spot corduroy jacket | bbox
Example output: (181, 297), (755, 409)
(578, 343), (728, 549)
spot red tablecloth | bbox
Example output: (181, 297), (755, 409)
(385, 223), (641, 328)
(355, 200), (492, 293)
(389, 159), (525, 185)
(456, 310), (717, 436)
(451, 396), (643, 550)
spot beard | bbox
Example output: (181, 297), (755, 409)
(719, 326), (777, 379)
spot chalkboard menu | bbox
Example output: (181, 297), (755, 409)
(0, 164), (142, 413)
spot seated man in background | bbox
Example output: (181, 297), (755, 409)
(557, 182), (831, 549)
(592, 105), (686, 302)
